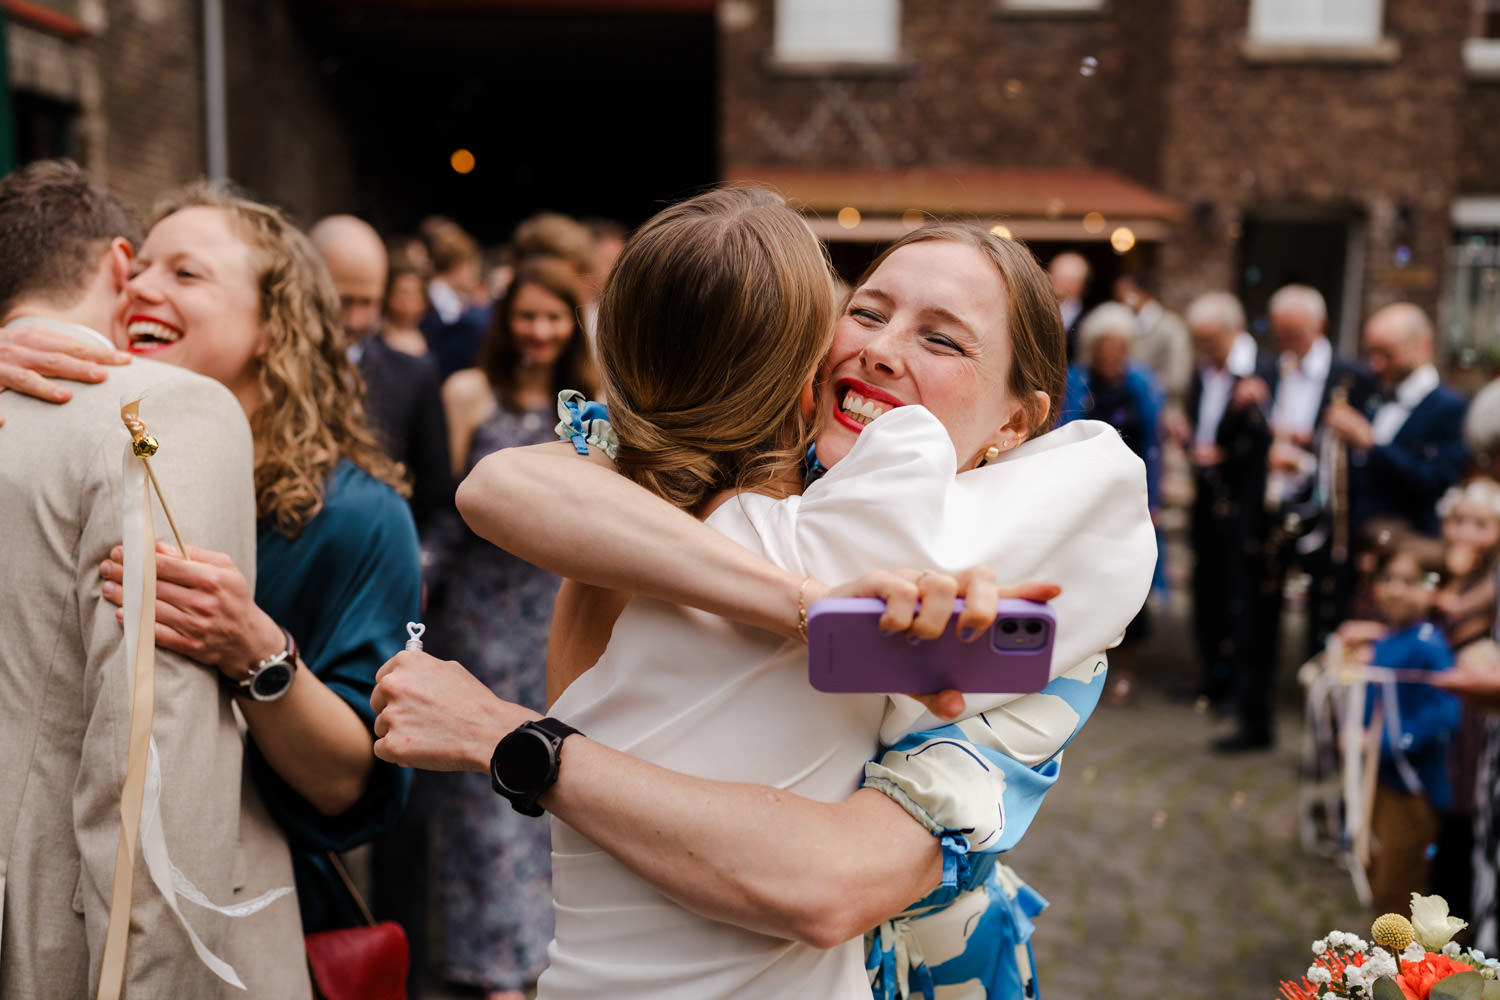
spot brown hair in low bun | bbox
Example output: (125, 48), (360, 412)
(597, 186), (837, 513)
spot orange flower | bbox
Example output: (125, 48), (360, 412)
(1279, 953), (1364, 1000)
(1394, 953), (1475, 999)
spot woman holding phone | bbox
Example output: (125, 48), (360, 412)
(373, 190), (1154, 999)
(0, 188), (1151, 998)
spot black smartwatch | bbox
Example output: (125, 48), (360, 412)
(238, 627), (298, 702)
(490, 717), (581, 816)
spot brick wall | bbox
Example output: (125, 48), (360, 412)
(222, 0), (357, 226)
(720, 0), (1476, 332)
(1159, 0), (1470, 322)
(719, 0), (1138, 171)
(93, 0), (206, 218)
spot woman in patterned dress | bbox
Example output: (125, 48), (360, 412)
(425, 256), (597, 1000)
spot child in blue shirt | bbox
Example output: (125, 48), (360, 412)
(1344, 533), (1462, 914)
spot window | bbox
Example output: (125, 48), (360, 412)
(1443, 200), (1500, 369)
(1247, 0), (1384, 47)
(996, 0), (1103, 12)
(1465, 0), (1500, 77)
(773, 0), (900, 66)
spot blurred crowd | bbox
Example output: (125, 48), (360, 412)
(308, 207), (629, 1000)
(1043, 247), (1500, 946)
(12, 151), (1500, 998)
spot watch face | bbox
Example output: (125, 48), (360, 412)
(492, 730), (554, 793)
(249, 661), (294, 701)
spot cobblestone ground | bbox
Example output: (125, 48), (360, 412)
(1013, 586), (1370, 1000)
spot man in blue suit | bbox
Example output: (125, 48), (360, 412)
(1324, 302), (1468, 537)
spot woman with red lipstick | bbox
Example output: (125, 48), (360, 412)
(425, 256), (598, 1000)
(373, 194), (1154, 1000)
(98, 184), (422, 939)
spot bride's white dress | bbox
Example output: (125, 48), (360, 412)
(540, 406), (1155, 999)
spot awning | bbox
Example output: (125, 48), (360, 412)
(722, 165), (1186, 244)
(303, 0), (713, 11)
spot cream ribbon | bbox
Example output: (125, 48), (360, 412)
(96, 407), (162, 1000)
(1301, 638), (1436, 907)
(96, 400), (290, 997)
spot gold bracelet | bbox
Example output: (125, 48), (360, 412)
(796, 577), (812, 643)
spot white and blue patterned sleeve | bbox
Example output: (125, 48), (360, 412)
(863, 653), (1108, 872)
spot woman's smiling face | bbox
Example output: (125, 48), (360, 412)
(118, 206), (266, 414)
(817, 240), (1027, 471)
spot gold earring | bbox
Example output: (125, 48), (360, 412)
(983, 445), (1001, 464)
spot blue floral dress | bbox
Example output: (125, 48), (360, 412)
(426, 404), (560, 993)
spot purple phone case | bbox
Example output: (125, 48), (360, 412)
(806, 597), (1056, 694)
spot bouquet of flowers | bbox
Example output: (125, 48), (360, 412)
(1279, 895), (1500, 999)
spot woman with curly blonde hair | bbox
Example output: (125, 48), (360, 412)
(97, 183), (422, 934)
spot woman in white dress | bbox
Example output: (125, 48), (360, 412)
(372, 190), (1154, 999)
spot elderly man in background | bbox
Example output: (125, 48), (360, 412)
(1049, 250), (1090, 362)
(310, 214), (452, 543)
(1219, 284), (1377, 751)
(1324, 302), (1467, 536)
(1183, 292), (1271, 715)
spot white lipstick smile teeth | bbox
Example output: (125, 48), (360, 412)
(126, 319), (182, 346)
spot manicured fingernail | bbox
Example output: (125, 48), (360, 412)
(960, 627), (979, 642)
(879, 628), (897, 638)
(906, 635), (924, 646)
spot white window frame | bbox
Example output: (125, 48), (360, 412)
(996, 0), (1103, 12)
(1248, 0), (1384, 47)
(1442, 199), (1500, 369)
(772, 0), (902, 67)
(1465, 0), (1500, 77)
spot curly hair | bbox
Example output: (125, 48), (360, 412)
(149, 183), (409, 535)
(597, 186), (836, 513)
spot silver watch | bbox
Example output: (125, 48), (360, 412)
(239, 627), (298, 702)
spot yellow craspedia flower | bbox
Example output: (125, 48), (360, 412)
(1372, 913), (1416, 952)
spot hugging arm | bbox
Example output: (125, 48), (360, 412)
(0, 324), (129, 422)
(371, 649), (942, 947)
(459, 441), (1000, 644)
(460, 442), (809, 638)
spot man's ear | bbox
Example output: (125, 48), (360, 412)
(108, 238), (134, 292)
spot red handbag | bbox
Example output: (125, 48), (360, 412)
(305, 852), (410, 1000)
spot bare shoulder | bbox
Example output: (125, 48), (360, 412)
(441, 367), (491, 408)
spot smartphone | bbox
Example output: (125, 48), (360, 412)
(806, 597), (1056, 694)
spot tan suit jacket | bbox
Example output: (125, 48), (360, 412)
(0, 325), (311, 998)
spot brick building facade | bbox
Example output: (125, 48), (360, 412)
(4, 0), (355, 224)
(720, 0), (1500, 364)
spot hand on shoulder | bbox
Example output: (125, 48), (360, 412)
(0, 323), (130, 420)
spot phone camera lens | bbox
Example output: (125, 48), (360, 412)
(1025, 620), (1043, 635)
(1000, 620), (1019, 634)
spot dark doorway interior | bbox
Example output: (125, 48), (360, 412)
(1237, 212), (1358, 353)
(294, 6), (717, 245)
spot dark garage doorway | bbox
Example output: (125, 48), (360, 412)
(295, 4), (718, 245)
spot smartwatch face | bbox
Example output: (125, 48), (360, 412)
(493, 730), (553, 792)
(249, 661), (294, 700)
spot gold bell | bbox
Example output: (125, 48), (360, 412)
(131, 433), (159, 458)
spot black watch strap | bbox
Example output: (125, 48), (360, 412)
(490, 717), (581, 816)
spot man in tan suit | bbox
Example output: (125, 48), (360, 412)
(0, 161), (309, 997)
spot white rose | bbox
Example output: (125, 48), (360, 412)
(1410, 893), (1468, 951)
